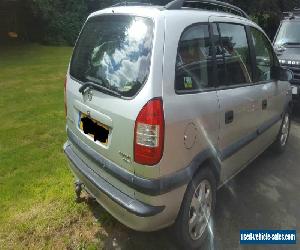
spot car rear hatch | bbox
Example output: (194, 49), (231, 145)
(65, 13), (157, 198)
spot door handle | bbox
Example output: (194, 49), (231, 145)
(262, 99), (268, 110)
(225, 110), (234, 124)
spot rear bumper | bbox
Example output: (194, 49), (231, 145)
(63, 129), (188, 231)
(66, 128), (207, 195)
(64, 142), (182, 231)
(64, 143), (165, 217)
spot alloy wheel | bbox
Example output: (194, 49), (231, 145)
(280, 114), (290, 147)
(188, 179), (212, 240)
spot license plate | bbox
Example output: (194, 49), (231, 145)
(292, 86), (298, 95)
(79, 112), (109, 144)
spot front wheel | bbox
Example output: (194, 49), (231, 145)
(174, 168), (216, 249)
(273, 112), (291, 153)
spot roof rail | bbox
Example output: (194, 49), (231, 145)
(165, 0), (250, 19)
(112, 1), (152, 7)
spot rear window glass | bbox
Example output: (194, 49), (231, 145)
(70, 15), (154, 98)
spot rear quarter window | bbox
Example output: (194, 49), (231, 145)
(175, 24), (214, 93)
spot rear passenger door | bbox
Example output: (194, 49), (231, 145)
(209, 18), (262, 182)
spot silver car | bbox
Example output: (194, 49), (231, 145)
(63, 0), (293, 248)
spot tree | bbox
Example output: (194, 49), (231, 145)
(29, 0), (88, 45)
(228, 0), (300, 38)
(23, 0), (300, 45)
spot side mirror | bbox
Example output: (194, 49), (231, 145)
(272, 66), (293, 81)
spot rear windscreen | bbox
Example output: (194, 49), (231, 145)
(70, 15), (154, 97)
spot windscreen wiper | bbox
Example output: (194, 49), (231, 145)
(79, 81), (122, 97)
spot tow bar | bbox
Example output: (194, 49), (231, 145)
(75, 180), (83, 203)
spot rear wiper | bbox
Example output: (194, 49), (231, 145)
(79, 81), (122, 97)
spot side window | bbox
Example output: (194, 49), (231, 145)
(218, 23), (252, 86)
(212, 23), (226, 85)
(250, 27), (275, 82)
(175, 24), (214, 92)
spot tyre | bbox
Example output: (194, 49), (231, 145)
(273, 112), (291, 153)
(174, 167), (216, 250)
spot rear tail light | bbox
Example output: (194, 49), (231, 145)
(134, 98), (164, 166)
(64, 75), (67, 117)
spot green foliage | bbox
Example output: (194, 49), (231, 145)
(29, 0), (88, 45)
(230, 0), (299, 38)
(24, 0), (300, 45)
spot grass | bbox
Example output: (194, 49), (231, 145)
(0, 44), (172, 250)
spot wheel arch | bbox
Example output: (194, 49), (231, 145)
(189, 152), (221, 188)
(183, 150), (221, 189)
